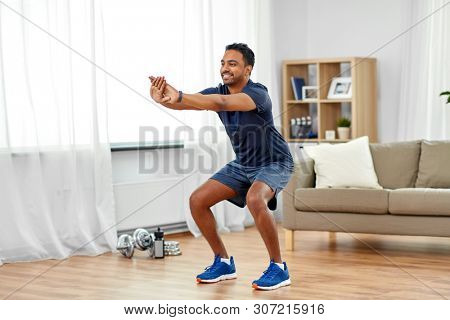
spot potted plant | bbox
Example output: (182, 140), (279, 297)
(336, 117), (351, 140)
(440, 91), (450, 104)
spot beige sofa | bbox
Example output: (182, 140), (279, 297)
(282, 140), (450, 250)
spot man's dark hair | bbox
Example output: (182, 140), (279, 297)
(225, 43), (255, 67)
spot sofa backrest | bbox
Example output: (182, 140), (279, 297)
(415, 140), (450, 188)
(369, 140), (421, 189)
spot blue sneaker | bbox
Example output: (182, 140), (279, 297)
(252, 260), (291, 290)
(196, 255), (237, 283)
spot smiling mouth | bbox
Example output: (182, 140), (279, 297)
(222, 73), (233, 80)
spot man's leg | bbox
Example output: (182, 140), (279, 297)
(189, 179), (238, 258)
(246, 181), (281, 263)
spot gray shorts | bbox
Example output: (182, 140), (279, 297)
(210, 160), (294, 211)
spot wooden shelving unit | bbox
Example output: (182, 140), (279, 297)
(282, 57), (378, 143)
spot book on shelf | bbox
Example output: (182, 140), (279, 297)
(290, 76), (305, 100)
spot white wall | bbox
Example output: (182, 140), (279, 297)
(271, 0), (309, 127)
(272, 0), (408, 142)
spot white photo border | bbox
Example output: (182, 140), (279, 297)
(327, 77), (352, 99)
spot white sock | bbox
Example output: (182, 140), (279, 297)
(275, 262), (284, 270)
(221, 258), (231, 265)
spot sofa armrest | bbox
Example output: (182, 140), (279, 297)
(282, 160), (315, 229)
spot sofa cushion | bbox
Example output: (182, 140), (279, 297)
(303, 136), (382, 189)
(415, 141), (450, 188)
(294, 188), (388, 214)
(369, 140), (421, 189)
(389, 188), (450, 216)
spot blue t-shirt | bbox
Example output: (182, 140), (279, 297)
(200, 79), (293, 167)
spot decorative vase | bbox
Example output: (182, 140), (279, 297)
(337, 127), (350, 140)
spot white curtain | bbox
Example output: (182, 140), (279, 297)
(397, 0), (450, 140)
(179, 0), (275, 236)
(0, 0), (116, 263)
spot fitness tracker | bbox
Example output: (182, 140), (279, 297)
(177, 91), (183, 103)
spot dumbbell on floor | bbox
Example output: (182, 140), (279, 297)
(116, 228), (154, 258)
(116, 234), (135, 258)
(133, 228), (155, 257)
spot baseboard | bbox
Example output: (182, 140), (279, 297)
(117, 221), (189, 236)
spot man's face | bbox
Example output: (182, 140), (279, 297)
(220, 50), (252, 85)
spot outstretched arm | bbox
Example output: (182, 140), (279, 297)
(150, 76), (257, 112)
(179, 92), (257, 112)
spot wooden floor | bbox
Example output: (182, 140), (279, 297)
(1, 224), (450, 300)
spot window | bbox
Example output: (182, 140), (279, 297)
(1, 0), (269, 147)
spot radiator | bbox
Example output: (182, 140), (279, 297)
(113, 177), (186, 231)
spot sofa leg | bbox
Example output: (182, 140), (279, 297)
(285, 229), (295, 251)
(329, 231), (336, 241)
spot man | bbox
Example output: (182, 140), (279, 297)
(149, 43), (294, 290)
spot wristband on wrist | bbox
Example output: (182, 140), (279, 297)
(177, 91), (183, 103)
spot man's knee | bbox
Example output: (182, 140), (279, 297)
(246, 192), (267, 214)
(189, 190), (209, 212)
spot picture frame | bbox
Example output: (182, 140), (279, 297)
(325, 130), (336, 140)
(301, 86), (318, 101)
(327, 77), (352, 99)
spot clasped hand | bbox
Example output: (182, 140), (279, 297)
(149, 76), (179, 104)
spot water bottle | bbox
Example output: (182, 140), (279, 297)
(296, 118), (301, 138)
(154, 227), (165, 259)
(290, 118), (296, 138)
